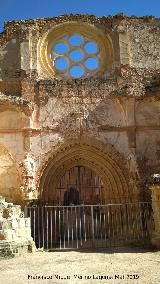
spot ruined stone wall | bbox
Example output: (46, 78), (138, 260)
(0, 14), (159, 203)
(128, 19), (160, 70)
(0, 15), (159, 84)
(0, 196), (35, 257)
(0, 97), (34, 203)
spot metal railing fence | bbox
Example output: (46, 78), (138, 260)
(25, 202), (154, 250)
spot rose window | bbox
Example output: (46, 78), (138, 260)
(39, 22), (113, 79)
(51, 34), (101, 79)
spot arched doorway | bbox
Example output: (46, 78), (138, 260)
(26, 140), (153, 249)
(39, 140), (134, 204)
(46, 165), (104, 206)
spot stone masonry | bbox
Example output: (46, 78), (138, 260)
(0, 196), (35, 257)
(0, 14), (159, 243)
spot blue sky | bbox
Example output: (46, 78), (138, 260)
(0, 0), (160, 32)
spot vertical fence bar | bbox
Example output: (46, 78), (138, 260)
(84, 207), (86, 243)
(71, 207), (73, 248)
(29, 207), (32, 226)
(95, 208), (98, 243)
(29, 207), (32, 243)
(42, 206), (44, 249)
(100, 207), (102, 244)
(114, 206), (118, 246)
(75, 207), (78, 249)
(46, 208), (49, 250)
(38, 206), (41, 248)
(126, 203), (130, 242)
(79, 206), (82, 248)
(125, 203), (129, 243)
(118, 205), (122, 244)
(109, 205), (113, 246)
(50, 207), (53, 249)
(107, 205), (110, 247)
(54, 208), (57, 247)
(25, 202), (153, 251)
(112, 205), (115, 246)
(58, 208), (61, 249)
(67, 207), (70, 248)
(91, 205), (95, 248)
(103, 209), (106, 246)
(33, 207), (36, 244)
(87, 209), (90, 244)
(63, 207), (65, 249)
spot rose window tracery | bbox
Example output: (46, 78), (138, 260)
(51, 34), (101, 79)
(39, 22), (113, 79)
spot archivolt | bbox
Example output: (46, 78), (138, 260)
(37, 138), (132, 202)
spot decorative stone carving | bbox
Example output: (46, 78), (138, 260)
(127, 150), (140, 181)
(22, 154), (36, 200)
(0, 196), (35, 257)
(38, 21), (113, 79)
(23, 153), (34, 177)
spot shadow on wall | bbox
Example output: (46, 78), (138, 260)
(0, 38), (22, 96)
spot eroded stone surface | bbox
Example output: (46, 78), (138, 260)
(0, 14), (159, 204)
(0, 196), (35, 257)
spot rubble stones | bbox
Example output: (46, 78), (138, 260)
(0, 196), (35, 257)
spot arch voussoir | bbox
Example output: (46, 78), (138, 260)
(37, 139), (133, 203)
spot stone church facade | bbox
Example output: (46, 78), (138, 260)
(0, 14), (159, 207)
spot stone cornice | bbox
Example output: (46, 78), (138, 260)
(0, 93), (35, 115)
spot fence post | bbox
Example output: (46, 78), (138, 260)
(149, 185), (160, 248)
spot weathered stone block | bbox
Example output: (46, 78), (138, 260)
(0, 196), (35, 257)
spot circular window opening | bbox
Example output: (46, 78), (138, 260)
(69, 50), (83, 63)
(85, 58), (98, 70)
(40, 22), (113, 79)
(54, 58), (68, 71)
(54, 42), (68, 55)
(68, 35), (82, 47)
(84, 42), (97, 54)
(51, 34), (100, 79)
(70, 66), (84, 79)
(44, 24), (113, 79)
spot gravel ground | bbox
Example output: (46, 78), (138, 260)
(0, 247), (160, 284)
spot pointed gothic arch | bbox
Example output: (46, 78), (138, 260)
(37, 138), (138, 204)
